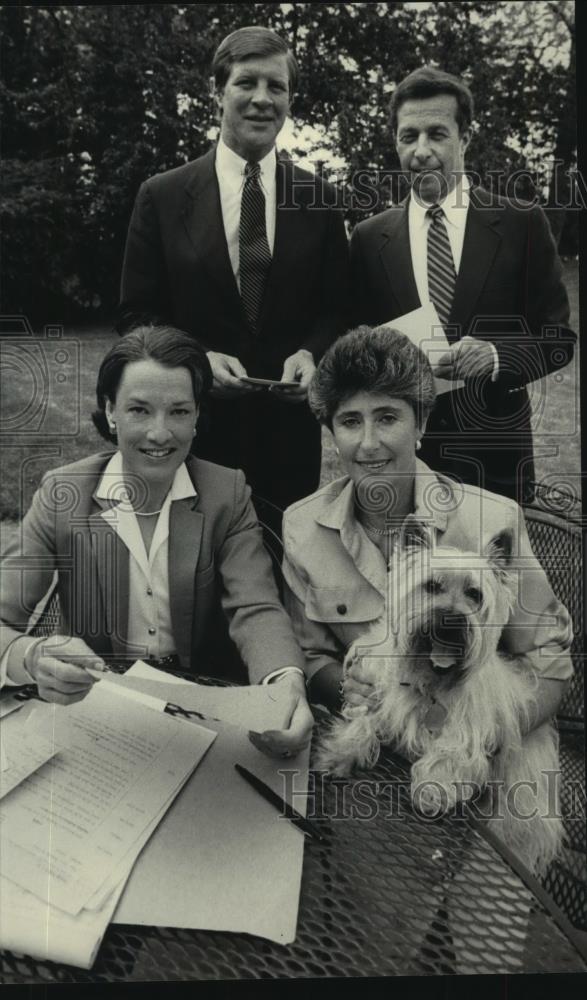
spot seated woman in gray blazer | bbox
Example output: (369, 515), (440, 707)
(282, 326), (572, 730)
(0, 326), (311, 758)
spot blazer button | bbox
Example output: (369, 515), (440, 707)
(337, 604), (347, 615)
(148, 627), (156, 635)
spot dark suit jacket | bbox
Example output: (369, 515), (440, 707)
(0, 453), (305, 684)
(117, 149), (350, 513)
(350, 187), (575, 502)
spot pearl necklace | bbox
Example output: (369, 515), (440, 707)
(134, 509), (162, 517)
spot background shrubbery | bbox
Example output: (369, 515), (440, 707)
(0, 2), (577, 324)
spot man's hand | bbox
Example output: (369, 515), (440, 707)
(24, 634), (105, 705)
(433, 336), (496, 381)
(207, 351), (262, 399)
(270, 349), (315, 404)
(248, 673), (313, 758)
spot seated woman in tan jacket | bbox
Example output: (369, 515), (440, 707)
(282, 326), (572, 730)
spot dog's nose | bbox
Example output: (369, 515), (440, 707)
(432, 614), (468, 644)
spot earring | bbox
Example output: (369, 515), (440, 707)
(109, 421), (116, 431)
(416, 440), (421, 451)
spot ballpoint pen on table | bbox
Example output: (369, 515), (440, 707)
(235, 763), (325, 843)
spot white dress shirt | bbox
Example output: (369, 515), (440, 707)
(215, 138), (277, 290)
(408, 175), (498, 379)
(96, 452), (197, 660)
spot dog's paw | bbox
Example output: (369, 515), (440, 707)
(314, 746), (354, 778)
(341, 703), (369, 721)
(411, 758), (459, 815)
(412, 779), (453, 816)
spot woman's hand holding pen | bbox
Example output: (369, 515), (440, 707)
(24, 634), (109, 705)
(249, 673), (314, 759)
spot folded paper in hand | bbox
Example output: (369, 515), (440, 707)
(378, 302), (464, 395)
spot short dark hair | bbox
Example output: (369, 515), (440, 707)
(92, 326), (212, 443)
(308, 325), (436, 430)
(212, 25), (298, 93)
(390, 66), (474, 135)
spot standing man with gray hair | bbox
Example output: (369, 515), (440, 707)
(118, 26), (349, 531)
(350, 66), (575, 504)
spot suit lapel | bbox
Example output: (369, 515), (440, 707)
(450, 188), (503, 328)
(182, 149), (247, 324)
(378, 202), (421, 316)
(168, 498), (204, 666)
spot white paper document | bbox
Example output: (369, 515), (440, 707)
(115, 660), (294, 729)
(113, 672), (310, 945)
(379, 301), (464, 394)
(0, 680), (216, 916)
(0, 694), (24, 719)
(0, 724), (59, 798)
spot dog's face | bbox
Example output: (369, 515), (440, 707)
(396, 529), (516, 690)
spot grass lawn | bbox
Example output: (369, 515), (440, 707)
(0, 261), (581, 538)
(0, 325), (120, 522)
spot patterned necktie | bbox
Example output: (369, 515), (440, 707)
(426, 204), (457, 330)
(239, 161), (272, 334)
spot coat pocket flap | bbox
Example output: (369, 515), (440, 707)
(305, 586), (383, 624)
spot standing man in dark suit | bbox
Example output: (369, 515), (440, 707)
(118, 26), (349, 530)
(350, 67), (575, 503)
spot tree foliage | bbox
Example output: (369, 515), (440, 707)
(0, 2), (576, 323)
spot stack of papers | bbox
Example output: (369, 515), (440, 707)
(0, 680), (215, 968)
(0, 695), (24, 769)
(0, 662), (312, 966)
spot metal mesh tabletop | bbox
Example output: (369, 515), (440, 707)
(1, 729), (586, 982)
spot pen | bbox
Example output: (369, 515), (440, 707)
(57, 659), (112, 682)
(234, 763), (325, 843)
(49, 652), (112, 682)
(85, 663), (112, 681)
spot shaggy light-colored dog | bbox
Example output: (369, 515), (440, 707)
(316, 527), (563, 876)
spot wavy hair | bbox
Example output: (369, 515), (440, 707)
(308, 325), (436, 430)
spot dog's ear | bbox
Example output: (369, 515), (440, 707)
(402, 521), (432, 551)
(484, 528), (514, 570)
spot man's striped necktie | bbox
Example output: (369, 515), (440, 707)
(239, 161), (272, 334)
(426, 204), (456, 331)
